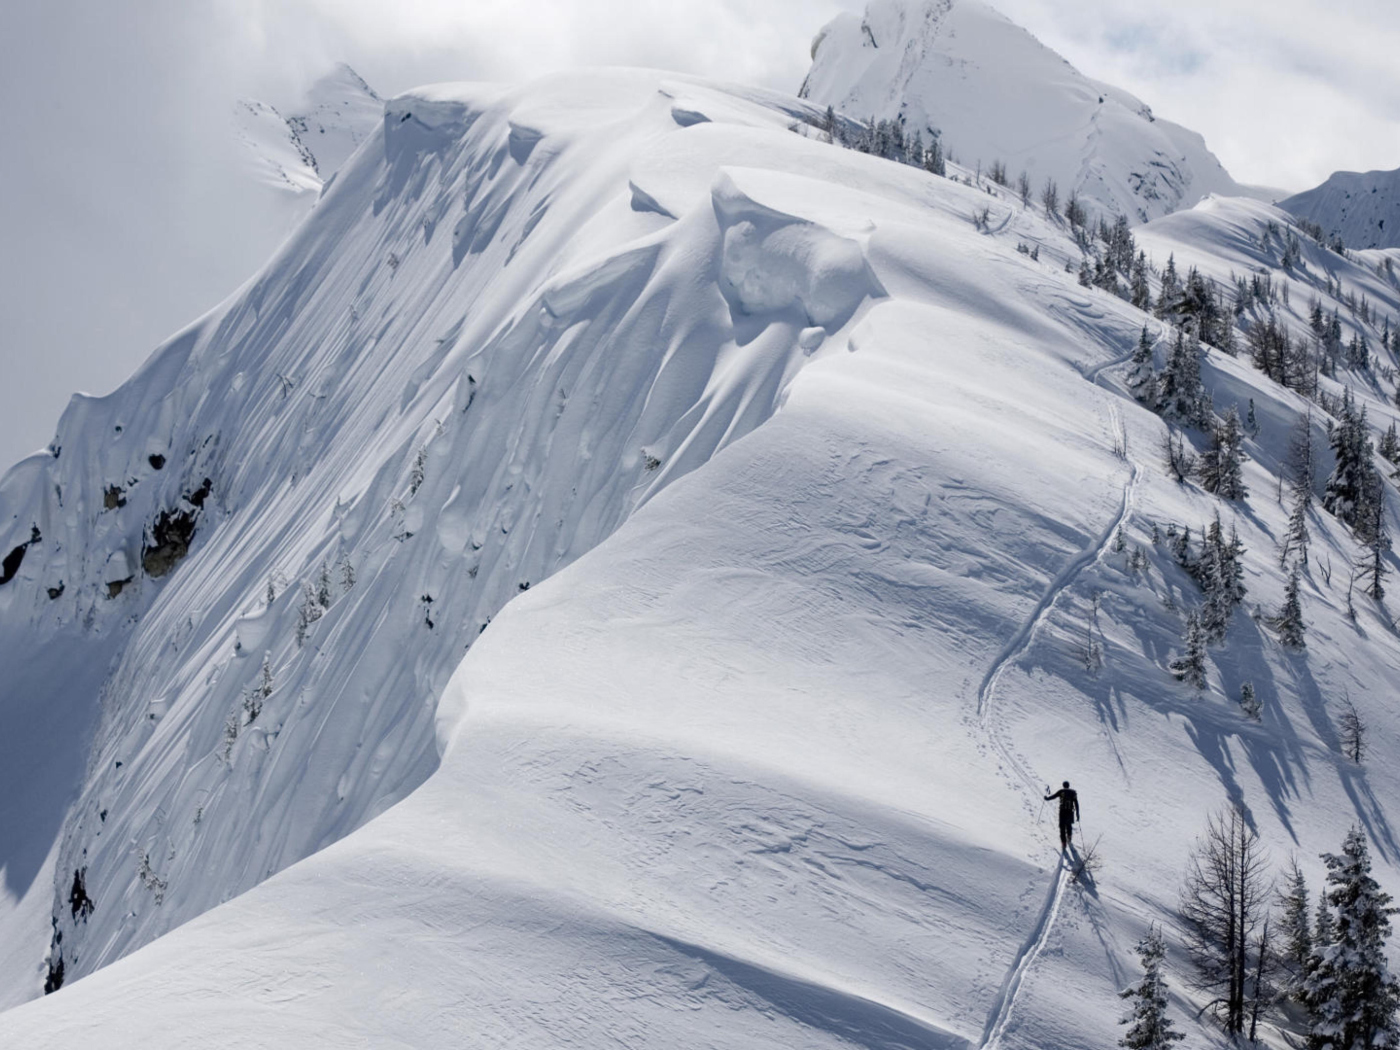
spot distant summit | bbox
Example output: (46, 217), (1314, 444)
(800, 0), (1242, 223)
(1280, 166), (1400, 250)
(235, 64), (382, 201)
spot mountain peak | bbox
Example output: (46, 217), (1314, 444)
(800, 0), (1242, 223)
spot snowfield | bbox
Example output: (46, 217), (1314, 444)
(2, 58), (1400, 1050)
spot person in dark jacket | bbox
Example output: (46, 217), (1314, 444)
(1044, 781), (1079, 850)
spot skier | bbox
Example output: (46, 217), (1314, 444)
(1043, 781), (1080, 851)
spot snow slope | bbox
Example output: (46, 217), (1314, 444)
(1281, 166), (1400, 250)
(4, 66), (1400, 1050)
(800, 0), (1244, 223)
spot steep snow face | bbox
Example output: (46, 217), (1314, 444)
(1281, 166), (1400, 250)
(0, 70), (876, 1001)
(800, 0), (1242, 223)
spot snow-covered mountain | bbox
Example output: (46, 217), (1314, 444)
(235, 64), (382, 217)
(800, 0), (1244, 223)
(4, 42), (1400, 1050)
(1281, 165), (1400, 250)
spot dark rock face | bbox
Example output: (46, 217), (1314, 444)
(0, 544), (26, 585)
(148, 454), (166, 470)
(141, 479), (213, 578)
(142, 509), (198, 578)
(103, 485), (127, 510)
(1, 525), (40, 585)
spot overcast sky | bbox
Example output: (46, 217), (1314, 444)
(1, 0), (1397, 470)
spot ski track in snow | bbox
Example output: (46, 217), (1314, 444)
(972, 444), (1139, 1049)
(976, 853), (1068, 1050)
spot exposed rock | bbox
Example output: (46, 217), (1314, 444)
(148, 454), (166, 470)
(142, 509), (198, 578)
(103, 485), (126, 510)
(47, 582), (64, 600)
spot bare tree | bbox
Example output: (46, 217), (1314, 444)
(1339, 696), (1367, 764)
(1180, 805), (1272, 1036)
(1041, 177), (1060, 218)
(1017, 170), (1032, 207)
(1163, 431), (1197, 484)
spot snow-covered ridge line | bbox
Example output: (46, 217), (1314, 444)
(0, 70), (884, 999)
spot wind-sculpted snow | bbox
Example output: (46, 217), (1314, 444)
(800, 0), (1244, 223)
(0, 71), (884, 1000)
(6, 66), (1400, 1050)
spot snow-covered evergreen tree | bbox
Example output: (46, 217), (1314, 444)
(1279, 859), (1314, 1004)
(1305, 828), (1400, 1050)
(1171, 612), (1208, 689)
(1200, 406), (1247, 499)
(1324, 390), (1377, 530)
(1274, 567), (1307, 651)
(1157, 327), (1209, 426)
(1119, 924), (1185, 1049)
(1128, 326), (1157, 404)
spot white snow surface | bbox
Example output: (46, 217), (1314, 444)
(800, 0), (1246, 224)
(1281, 166), (1400, 250)
(2, 66), (1400, 1050)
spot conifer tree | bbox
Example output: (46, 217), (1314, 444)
(1274, 567), (1307, 651)
(1128, 326), (1157, 404)
(1156, 255), (1182, 319)
(1281, 498), (1311, 569)
(1357, 474), (1390, 601)
(1131, 251), (1152, 310)
(1324, 390), (1377, 530)
(1305, 829), (1400, 1050)
(1157, 327), (1209, 426)
(1119, 925), (1185, 1049)
(1171, 612), (1208, 689)
(1278, 859), (1314, 1004)
(1200, 407), (1248, 499)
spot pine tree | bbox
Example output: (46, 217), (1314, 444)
(1240, 681), (1261, 720)
(1278, 858), (1314, 1004)
(1200, 407), (1247, 499)
(1305, 829), (1400, 1050)
(1131, 251), (1152, 310)
(1171, 612), (1208, 689)
(1128, 327), (1157, 404)
(1119, 924), (1185, 1049)
(1281, 497), (1311, 569)
(1324, 390), (1377, 530)
(1357, 474), (1390, 601)
(1274, 567), (1307, 651)
(1157, 327), (1209, 426)
(1156, 255), (1182, 319)
(1378, 422), (1400, 467)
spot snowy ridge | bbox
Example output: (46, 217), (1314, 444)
(1281, 166), (1400, 250)
(4, 65), (1400, 1050)
(800, 0), (1244, 223)
(0, 71), (883, 1001)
